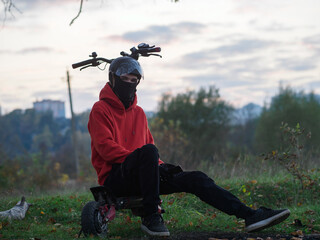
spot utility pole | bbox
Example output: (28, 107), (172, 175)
(66, 70), (80, 178)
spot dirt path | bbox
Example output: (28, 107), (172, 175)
(138, 232), (320, 240)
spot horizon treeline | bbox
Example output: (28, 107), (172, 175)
(1, 85), (320, 191)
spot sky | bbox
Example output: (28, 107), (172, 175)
(0, 0), (319, 117)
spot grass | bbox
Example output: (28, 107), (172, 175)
(0, 172), (319, 239)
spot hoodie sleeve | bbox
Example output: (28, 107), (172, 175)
(146, 125), (164, 164)
(88, 105), (131, 164)
(146, 127), (154, 145)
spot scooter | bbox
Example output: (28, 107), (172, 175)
(78, 186), (164, 237)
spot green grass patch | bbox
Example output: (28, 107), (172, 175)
(1, 173), (319, 239)
(0, 192), (94, 239)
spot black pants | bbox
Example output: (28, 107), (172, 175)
(104, 144), (255, 218)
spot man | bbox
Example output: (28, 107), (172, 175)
(88, 56), (290, 237)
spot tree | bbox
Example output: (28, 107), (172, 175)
(31, 125), (53, 161)
(0, 109), (26, 156)
(254, 86), (320, 153)
(149, 116), (192, 168)
(157, 86), (234, 166)
(229, 117), (259, 154)
(0, 109), (69, 157)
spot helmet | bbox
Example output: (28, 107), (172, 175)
(109, 56), (144, 80)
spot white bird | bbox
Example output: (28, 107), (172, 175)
(0, 196), (32, 221)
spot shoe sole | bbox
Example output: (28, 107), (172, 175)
(245, 209), (291, 232)
(141, 224), (170, 237)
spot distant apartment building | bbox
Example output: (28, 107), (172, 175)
(33, 99), (65, 118)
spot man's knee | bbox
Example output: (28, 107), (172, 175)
(141, 143), (158, 151)
(140, 144), (159, 160)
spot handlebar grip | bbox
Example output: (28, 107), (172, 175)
(137, 47), (161, 54)
(150, 47), (161, 52)
(72, 59), (94, 69)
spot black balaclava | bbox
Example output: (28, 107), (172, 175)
(109, 56), (143, 109)
(112, 75), (138, 109)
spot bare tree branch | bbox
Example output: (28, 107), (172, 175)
(69, 0), (84, 26)
(1, 0), (22, 25)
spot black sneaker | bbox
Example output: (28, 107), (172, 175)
(245, 207), (290, 232)
(141, 213), (170, 236)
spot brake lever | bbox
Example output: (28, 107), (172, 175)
(80, 65), (93, 71)
(150, 53), (162, 58)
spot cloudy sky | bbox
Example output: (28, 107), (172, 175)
(0, 0), (319, 117)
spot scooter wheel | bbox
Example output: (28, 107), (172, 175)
(81, 201), (108, 237)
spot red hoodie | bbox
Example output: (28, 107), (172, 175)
(88, 83), (163, 185)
